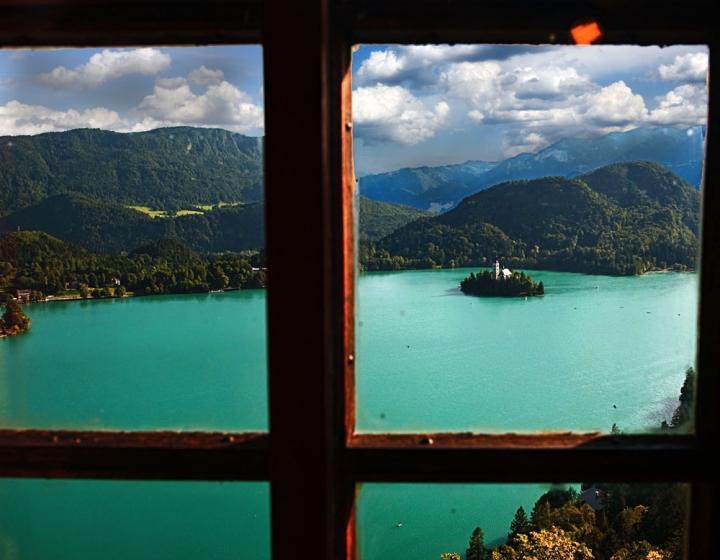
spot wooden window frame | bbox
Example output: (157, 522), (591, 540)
(0, 1), (717, 559)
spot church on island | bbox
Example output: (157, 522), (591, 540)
(492, 256), (512, 280)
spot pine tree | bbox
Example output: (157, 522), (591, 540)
(507, 506), (532, 544)
(466, 526), (487, 560)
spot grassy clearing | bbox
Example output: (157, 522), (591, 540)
(194, 202), (243, 211)
(127, 205), (168, 218)
(127, 202), (243, 217)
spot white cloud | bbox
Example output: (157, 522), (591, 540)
(37, 48), (171, 89)
(130, 78), (264, 133)
(155, 77), (186, 89)
(649, 84), (708, 126)
(0, 66), (267, 136)
(658, 53), (708, 83)
(188, 66), (224, 86)
(355, 45), (538, 88)
(440, 59), (688, 155)
(0, 100), (124, 135)
(353, 84), (449, 146)
(7, 51), (27, 61)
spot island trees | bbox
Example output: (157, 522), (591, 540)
(460, 270), (544, 297)
(1, 299), (31, 335)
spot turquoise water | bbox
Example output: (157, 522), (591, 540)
(0, 271), (699, 559)
(0, 479), (271, 560)
(0, 290), (268, 431)
(357, 483), (570, 558)
(357, 269), (698, 433)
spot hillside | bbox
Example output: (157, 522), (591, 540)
(358, 196), (433, 240)
(0, 193), (265, 254)
(0, 127), (263, 216)
(0, 192), (426, 254)
(359, 127), (705, 212)
(361, 162), (700, 276)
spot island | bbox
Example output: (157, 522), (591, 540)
(460, 257), (544, 297)
(0, 296), (31, 337)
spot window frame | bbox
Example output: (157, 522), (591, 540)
(0, 1), (718, 559)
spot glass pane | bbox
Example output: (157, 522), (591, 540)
(0, 46), (268, 431)
(0, 479), (270, 560)
(354, 44), (706, 433)
(358, 482), (690, 560)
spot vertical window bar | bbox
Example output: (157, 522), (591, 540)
(263, 1), (339, 560)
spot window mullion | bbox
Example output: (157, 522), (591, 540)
(263, 1), (340, 560)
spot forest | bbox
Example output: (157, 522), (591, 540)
(360, 162), (700, 277)
(0, 232), (266, 297)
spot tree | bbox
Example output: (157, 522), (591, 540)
(1, 299), (31, 334)
(670, 367), (695, 429)
(79, 283), (90, 298)
(513, 527), (594, 560)
(507, 506), (532, 544)
(440, 554), (460, 560)
(467, 526), (487, 560)
(115, 285), (127, 298)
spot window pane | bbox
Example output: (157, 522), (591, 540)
(0, 479), (270, 560)
(354, 44), (706, 434)
(0, 46), (268, 431)
(358, 482), (690, 560)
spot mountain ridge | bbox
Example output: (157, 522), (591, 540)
(358, 127), (705, 212)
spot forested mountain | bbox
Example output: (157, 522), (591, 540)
(0, 127), (263, 215)
(0, 193), (265, 254)
(0, 192), (427, 253)
(358, 196), (433, 240)
(359, 127), (705, 211)
(361, 162), (700, 276)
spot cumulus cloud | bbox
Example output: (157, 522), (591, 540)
(37, 48), (171, 89)
(353, 84), (449, 146)
(649, 84), (708, 126)
(0, 100), (125, 135)
(658, 53), (708, 83)
(130, 78), (264, 133)
(0, 66), (266, 136)
(188, 66), (224, 86)
(439, 58), (704, 155)
(355, 45), (544, 88)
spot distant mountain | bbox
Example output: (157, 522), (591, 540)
(361, 161), (700, 276)
(0, 127), (263, 216)
(359, 127), (705, 212)
(0, 192), (426, 253)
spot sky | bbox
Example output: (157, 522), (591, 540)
(0, 44), (709, 176)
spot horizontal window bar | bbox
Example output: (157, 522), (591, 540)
(0, 0), (261, 47)
(335, 0), (712, 45)
(0, 430), (268, 480)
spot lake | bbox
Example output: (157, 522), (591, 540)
(0, 269), (699, 558)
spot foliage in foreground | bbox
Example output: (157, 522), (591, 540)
(443, 480), (686, 560)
